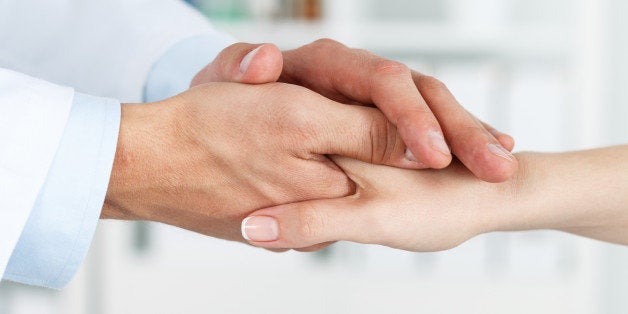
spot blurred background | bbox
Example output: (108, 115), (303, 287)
(1, 0), (627, 313)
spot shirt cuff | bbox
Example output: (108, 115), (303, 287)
(3, 92), (120, 289)
(143, 33), (236, 102)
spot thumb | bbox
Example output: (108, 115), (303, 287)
(241, 157), (387, 250)
(191, 43), (283, 87)
(240, 197), (370, 249)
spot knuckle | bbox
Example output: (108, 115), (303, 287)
(449, 124), (485, 149)
(396, 107), (434, 129)
(267, 84), (317, 131)
(367, 110), (398, 164)
(296, 205), (325, 239)
(373, 59), (410, 78)
(278, 93), (331, 148)
(303, 38), (349, 60)
(289, 108), (319, 143)
(419, 75), (449, 93)
(312, 37), (341, 47)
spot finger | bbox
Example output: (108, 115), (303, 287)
(191, 43), (283, 86)
(304, 95), (424, 169)
(282, 39), (452, 169)
(367, 59), (452, 169)
(242, 157), (405, 250)
(241, 198), (369, 249)
(413, 73), (518, 182)
(480, 120), (515, 151)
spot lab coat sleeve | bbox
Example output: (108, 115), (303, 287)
(0, 68), (74, 283)
(0, 0), (235, 288)
(1, 31), (232, 289)
(0, 0), (231, 102)
(2, 93), (120, 289)
(144, 34), (236, 102)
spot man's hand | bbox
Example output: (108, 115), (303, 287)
(192, 39), (517, 182)
(101, 82), (410, 242)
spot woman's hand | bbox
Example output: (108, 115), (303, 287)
(240, 156), (505, 251)
(101, 82), (415, 243)
(241, 146), (628, 251)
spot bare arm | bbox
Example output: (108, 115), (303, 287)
(501, 147), (628, 244)
(241, 145), (628, 250)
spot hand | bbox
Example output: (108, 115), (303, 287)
(192, 39), (518, 182)
(101, 82), (411, 243)
(240, 146), (628, 251)
(239, 156), (503, 251)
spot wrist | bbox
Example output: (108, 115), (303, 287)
(479, 152), (539, 234)
(102, 101), (174, 221)
(483, 150), (617, 234)
(101, 103), (143, 220)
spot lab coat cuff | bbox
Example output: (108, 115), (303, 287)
(143, 33), (236, 102)
(3, 93), (120, 289)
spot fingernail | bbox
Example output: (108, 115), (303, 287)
(404, 148), (427, 167)
(428, 130), (450, 156)
(239, 45), (263, 73)
(487, 143), (514, 161)
(241, 215), (279, 242)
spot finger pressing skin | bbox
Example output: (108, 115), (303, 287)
(413, 73), (518, 182)
(190, 43), (283, 86)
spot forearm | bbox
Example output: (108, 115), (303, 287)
(491, 146), (628, 244)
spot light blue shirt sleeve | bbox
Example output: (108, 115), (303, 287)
(143, 33), (235, 102)
(2, 33), (233, 289)
(3, 93), (120, 289)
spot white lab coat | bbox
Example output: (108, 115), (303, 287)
(0, 0), (219, 277)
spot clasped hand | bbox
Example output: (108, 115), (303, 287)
(102, 39), (518, 252)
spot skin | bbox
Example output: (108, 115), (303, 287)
(243, 146), (628, 251)
(192, 39), (518, 183)
(101, 38), (626, 252)
(101, 82), (412, 241)
(101, 38), (518, 249)
(189, 39), (518, 251)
